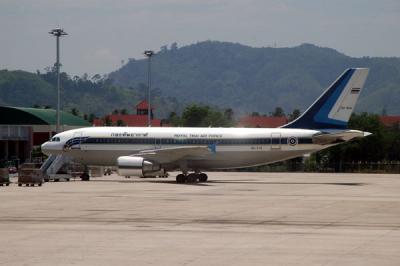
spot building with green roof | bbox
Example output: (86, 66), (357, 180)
(0, 106), (90, 126)
(0, 106), (91, 164)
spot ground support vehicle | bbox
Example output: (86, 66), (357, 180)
(18, 164), (43, 187)
(0, 168), (10, 186)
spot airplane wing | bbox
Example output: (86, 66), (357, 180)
(312, 130), (371, 145)
(131, 146), (212, 164)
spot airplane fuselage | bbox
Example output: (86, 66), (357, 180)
(42, 126), (324, 171)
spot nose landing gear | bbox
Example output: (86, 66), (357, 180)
(176, 174), (186, 184)
(175, 173), (208, 184)
(198, 173), (208, 182)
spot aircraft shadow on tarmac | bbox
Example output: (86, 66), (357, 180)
(2, 216), (396, 230)
(87, 179), (365, 186)
(88, 179), (212, 186)
(208, 180), (365, 186)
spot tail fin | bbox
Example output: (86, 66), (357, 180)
(282, 68), (369, 129)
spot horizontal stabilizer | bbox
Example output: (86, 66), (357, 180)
(312, 130), (371, 145)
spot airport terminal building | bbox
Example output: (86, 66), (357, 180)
(0, 106), (90, 164)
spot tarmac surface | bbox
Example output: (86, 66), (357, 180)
(1, 172), (400, 266)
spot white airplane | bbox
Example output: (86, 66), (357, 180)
(42, 68), (370, 183)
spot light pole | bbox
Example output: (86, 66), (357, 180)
(144, 50), (154, 127)
(49, 28), (67, 133)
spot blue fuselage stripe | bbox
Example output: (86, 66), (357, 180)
(66, 137), (313, 146)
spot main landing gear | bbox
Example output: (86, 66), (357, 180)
(80, 173), (90, 181)
(176, 173), (208, 184)
(80, 165), (90, 181)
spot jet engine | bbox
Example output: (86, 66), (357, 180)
(117, 156), (163, 177)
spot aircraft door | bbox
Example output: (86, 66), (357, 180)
(271, 133), (281, 150)
(72, 132), (83, 149)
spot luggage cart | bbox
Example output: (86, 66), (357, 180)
(18, 166), (43, 187)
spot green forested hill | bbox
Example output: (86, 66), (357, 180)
(1, 41), (400, 118)
(109, 41), (400, 115)
(0, 69), (180, 117)
(0, 70), (55, 107)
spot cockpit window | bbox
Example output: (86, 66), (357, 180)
(51, 137), (61, 142)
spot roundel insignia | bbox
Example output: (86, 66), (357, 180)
(288, 137), (298, 146)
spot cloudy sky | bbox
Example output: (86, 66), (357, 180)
(0, 0), (399, 76)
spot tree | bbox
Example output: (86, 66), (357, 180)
(81, 73), (89, 81)
(181, 105), (210, 127)
(104, 116), (113, 126)
(168, 112), (181, 126)
(70, 108), (79, 116)
(170, 42), (178, 50)
(88, 113), (96, 123)
(180, 104), (234, 127)
(112, 109), (119, 115)
(116, 119), (126, 126)
(272, 107), (285, 117)
(92, 74), (102, 83)
(288, 109), (301, 121)
(224, 108), (234, 121)
(160, 45), (168, 53)
(120, 108), (128, 115)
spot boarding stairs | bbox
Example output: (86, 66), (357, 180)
(40, 154), (73, 181)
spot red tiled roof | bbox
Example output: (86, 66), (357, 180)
(380, 116), (400, 127)
(93, 114), (161, 127)
(238, 116), (288, 128)
(92, 119), (104, 126)
(136, 100), (154, 110)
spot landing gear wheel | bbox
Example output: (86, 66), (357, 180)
(199, 173), (208, 182)
(187, 173), (198, 183)
(176, 174), (186, 184)
(80, 173), (90, 181)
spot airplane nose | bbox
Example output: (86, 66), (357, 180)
(41, 142), (51, 156)
(41, 141), (63, 155)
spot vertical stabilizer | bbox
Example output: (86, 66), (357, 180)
(282, 68), (369, 129)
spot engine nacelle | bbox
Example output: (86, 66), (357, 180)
(117, 156), (162, 177)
